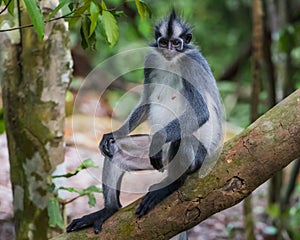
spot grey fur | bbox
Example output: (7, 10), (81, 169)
(67, 11), (223, 238)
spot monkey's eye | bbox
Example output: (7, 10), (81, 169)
(171, 39), (180, 46)
(171, 38), (183, 50)
(157, 37), (168, 48)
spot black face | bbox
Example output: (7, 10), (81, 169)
(154, 11), (193, 58)
(157, 37), (184, 51)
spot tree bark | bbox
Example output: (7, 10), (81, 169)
(0, 2), (72, 239)
(52, 89), (300, 240)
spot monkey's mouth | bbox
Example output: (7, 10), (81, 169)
(158, 48), (178, 61)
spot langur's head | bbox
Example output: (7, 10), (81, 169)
(153, 10), (192, 60)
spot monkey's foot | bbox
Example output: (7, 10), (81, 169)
(66, 208), (117, 234)
(136, 179), (183, 217)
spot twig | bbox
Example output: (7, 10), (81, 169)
(0, 0), (12, 15)
(0, 11), (78, 33)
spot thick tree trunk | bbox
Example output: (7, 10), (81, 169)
(53, 89), (300, 240)
(0, 3), (72, 240)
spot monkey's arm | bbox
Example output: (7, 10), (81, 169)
(114, 68), (154, 137)
(100, 68), (153, 157)
(100, 102), (150, 157)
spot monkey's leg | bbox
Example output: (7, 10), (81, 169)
(67, 135), (152, 233)
(66, 156), (125, 233)
(136, 137), (207, 217)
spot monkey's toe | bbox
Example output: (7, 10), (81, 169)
(136, 188), (167, 217)
(66, 218), (92, 232)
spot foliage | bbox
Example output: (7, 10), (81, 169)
(0, 0), (151, 48)
(267, 198), (300, 240)
(23, 0), (44, 38)
(49, 159), (101, 230)
(48, 197), (64, 229)
(52, 158), (98, 179)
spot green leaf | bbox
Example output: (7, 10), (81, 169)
(0, 108), (5, 134)
(58, 185), (101, 195)
(58, 186), (82, 194)
(102, 10), (119, 47)
(52, 158), (98, 179)
(58, 185), (101, 207)
(46, 0), (70, 20)
(85, 185), (102, 193)
(134, 0), (152, 20)
(89, 1), (99, 37)
(80, 15), (97, 49)
(23, 0), (44, 39)
(68, 3), (89, 29)
(47, 197), (64, 229)
(3, 0), (15, 16)
(101, 0), (107, 10)
(87, 193), (96, 206)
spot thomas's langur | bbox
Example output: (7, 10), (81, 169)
(67, 10), (223, 237)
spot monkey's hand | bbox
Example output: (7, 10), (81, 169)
(99, 132), (115, 157)
(149, 132), (165, 172)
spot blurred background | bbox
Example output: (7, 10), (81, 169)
(0, 0), (300, 239)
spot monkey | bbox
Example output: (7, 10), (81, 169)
(67, 10), (223, 236)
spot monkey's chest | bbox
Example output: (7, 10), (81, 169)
(149, 81), (186, 131)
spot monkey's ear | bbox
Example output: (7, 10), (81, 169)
(185, 33), (192, 44)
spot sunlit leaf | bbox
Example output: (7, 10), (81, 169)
(3, 0), (14, 16)
(102, 10), (119, 47)
(48, 197), (64, 229)
(89, 1), (99, 37)
(134, 0), (152, 19)
(23, 0), (44, 39)
(101, 0), (107, 10)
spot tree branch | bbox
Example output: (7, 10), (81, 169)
(218, 42), (252, 81)
(52, 89), (300, 240)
